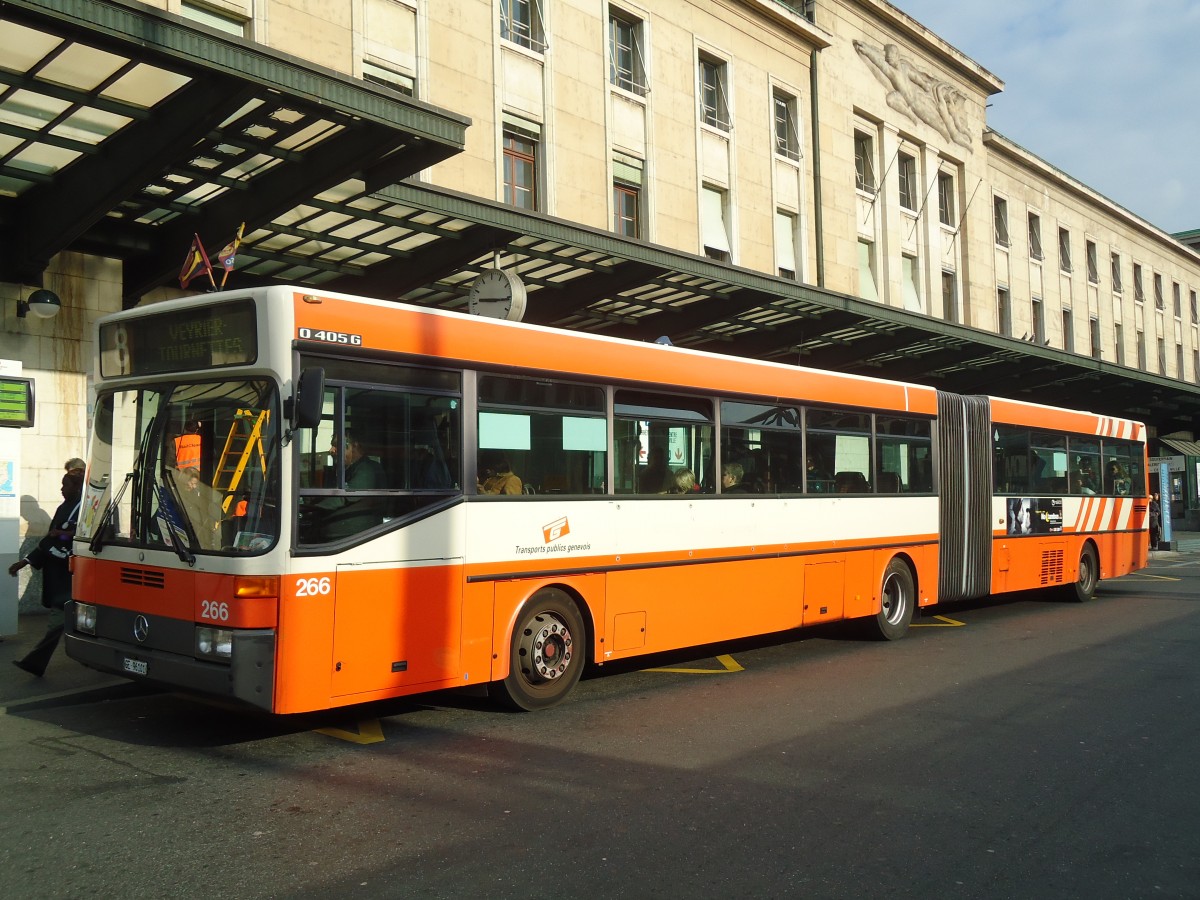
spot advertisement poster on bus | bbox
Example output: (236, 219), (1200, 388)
(1006, 497), (1063, 535)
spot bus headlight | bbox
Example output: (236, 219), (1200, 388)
(74, 603), (97, 635)
(196, 626), (233, 660)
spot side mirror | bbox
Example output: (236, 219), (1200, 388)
(293, 367), (325, 430)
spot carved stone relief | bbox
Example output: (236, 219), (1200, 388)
(853, 40), (973, 148)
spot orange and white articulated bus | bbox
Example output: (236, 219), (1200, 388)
(65, 286), (1149, 712)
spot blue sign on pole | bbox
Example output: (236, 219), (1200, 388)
(1158, 463), (1172, 545)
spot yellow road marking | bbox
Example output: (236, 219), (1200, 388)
(1126, 572), (1181, 581)
(649, 653), (744, 675)
(315, 719), (385, 744)
(912, 614), (965, 628)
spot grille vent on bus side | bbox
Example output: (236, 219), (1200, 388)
(120, 567), (166, 589)
(936, 392), (993, 602)
(1040, 550), (1065, 585)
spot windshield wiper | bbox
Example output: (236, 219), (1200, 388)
(88, 471), (133, 553)
(157, 476), (196, 567)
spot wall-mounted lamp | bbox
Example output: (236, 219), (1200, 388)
(17, 289), (61, 319)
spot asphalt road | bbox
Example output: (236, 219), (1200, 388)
(2, 553), (1198, 900)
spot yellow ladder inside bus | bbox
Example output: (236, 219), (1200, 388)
(214, 409), (269, 512)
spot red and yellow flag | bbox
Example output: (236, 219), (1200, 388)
(179, 233), (215, 289)
(217, 222), (245, 287)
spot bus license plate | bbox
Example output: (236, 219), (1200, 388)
(123, 657), (148, 676)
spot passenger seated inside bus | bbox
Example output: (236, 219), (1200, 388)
(315, 430), (388, 539)
(638, 447), (672, 493)
(669, 467), (696, 494)
(722, 462), (751, 493)
(806, 455), (833, 492)
(835, 471), (869, 493)
(876, 471), (901, 493)
(478, 452), (523, 495)
(1105, 460), (1130, 495)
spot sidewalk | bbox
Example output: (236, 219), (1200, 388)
(1156, 529), (1200, 555)
(0, 611), (139, 712)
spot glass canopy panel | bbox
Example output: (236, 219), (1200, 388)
(103, 64), (190, 107)
(0, 22), (62, 72)
(39, 44), (128, 92)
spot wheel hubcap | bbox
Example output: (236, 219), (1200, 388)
(518, 613), (574, 683)
(882, 574), (907, 625)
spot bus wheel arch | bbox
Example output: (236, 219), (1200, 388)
(490, 586), (588, 711)
(868, 556), (916, 641)
(1067, 540), (1100, 603)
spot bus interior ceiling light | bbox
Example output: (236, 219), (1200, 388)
(17, 289), (61, 319)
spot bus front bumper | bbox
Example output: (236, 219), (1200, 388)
(64, 603), (276, 712)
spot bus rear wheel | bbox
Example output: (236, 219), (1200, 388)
(1067, 543), (1099, 603)
(869, 558), (915, 641)
(492, 589), (585, 711)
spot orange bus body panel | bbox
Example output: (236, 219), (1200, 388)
(73, 557), (278, 629)
(293, 294), (941, 418)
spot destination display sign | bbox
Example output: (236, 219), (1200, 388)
(100, 300), (257, 377)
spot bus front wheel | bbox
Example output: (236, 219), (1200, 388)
(492, 589), (585, 711)
(1067, 543), (1099, 603)
(869, 558), (915, 641)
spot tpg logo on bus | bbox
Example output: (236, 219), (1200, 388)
(542, 516), (570, 543)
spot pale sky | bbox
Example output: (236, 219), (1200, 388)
(892, 0), (1200, 235)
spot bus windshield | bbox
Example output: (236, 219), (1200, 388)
(80, 379), (280, 555)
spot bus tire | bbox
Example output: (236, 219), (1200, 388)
(491, 589), (585, 711)
(1067, 543), (1100, 603)
(869, 558), (915, 641)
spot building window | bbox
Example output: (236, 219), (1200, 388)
(501, 0), (545, 52)
(1191, 289), (1198, 323)
(775, 210), (798, 279)
(613, 183), (640, 238)
(937, 171), (955, 226)
(854, 131), (875, 193)
(699, 55), (730, 131)
(1158, 337), (1166, 374)
(1173, 282), (1181, 317)
(1136, 330), (1146, 369)
(701, 185), (731, 261)
(362, 61), (415, 96)
(997, 287), (1011, 336)
(1062, 308), (1074, 352)
(1154, 273), (1164, 309)
(858, 240), (879, 302)
(1086, 240), (1099, 284)
(773, 90), (801, 161)
(1194, 349), (1199, 383)
(1090, 317), (1101, 359)
(1032, 297), (1045, 344)
(941, 270), (958, 322)
(1133, 264), (1145, 302)
(1115, 323), (1125, 366)
(897, 153), (917, 211)
(993, 196), (1009, 247)
(1177, 344), (1185, 379)
(902, 254), (922, 312)
(1028, 213), (1043, 260)
(1111, 252), (1122, 293)
(503, 128), (538, 210)
(609, 9), (647, 95)
(182, 0), (248, 36)
(1058, 228), (1072, 272)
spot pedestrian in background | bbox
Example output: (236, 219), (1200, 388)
(9, 470), (83, 677)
